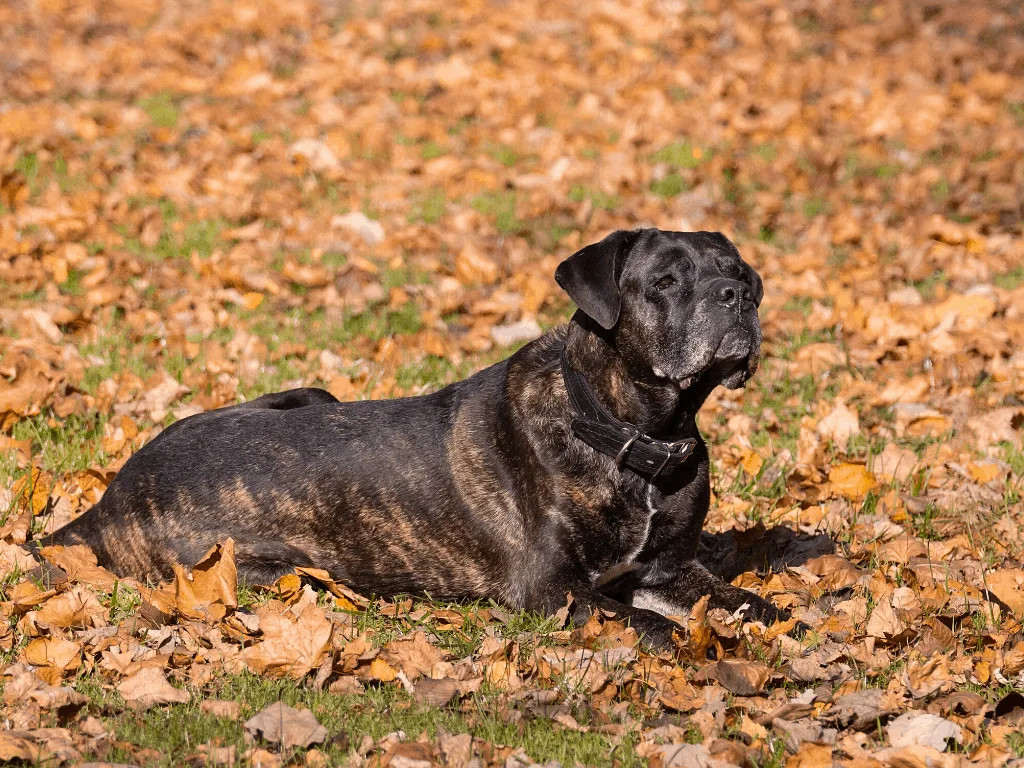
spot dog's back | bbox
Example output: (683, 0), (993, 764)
(44, 354), (547, 601)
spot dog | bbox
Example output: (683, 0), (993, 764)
(45, 228), (789, 648)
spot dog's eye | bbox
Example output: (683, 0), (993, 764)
(653, 275), (676, 291)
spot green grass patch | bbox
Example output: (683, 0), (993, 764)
(568, 185), (619, 211)
(137, 92), (180, 128)
(489, 144), (519, 167)
(650, 140), (707, 169)
(651, 173), (686, 198)
(471, 191), (522, 234)
(994, 267), (1024, 291)
(410, 189), (446, 224)
(76, 674), (642, 768)
(802, 196), (828, 218)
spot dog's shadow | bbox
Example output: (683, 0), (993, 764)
(696, 522), (835, 582)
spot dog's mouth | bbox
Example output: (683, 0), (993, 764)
(658, 327), (759, 391)
(668, 357), (749, 390)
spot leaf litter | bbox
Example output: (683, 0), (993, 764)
(1, 0), (1024, 765)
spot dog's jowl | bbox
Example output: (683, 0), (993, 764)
(46, 228), (790, 648)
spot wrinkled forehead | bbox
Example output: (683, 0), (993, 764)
(621, 230), (745, 280)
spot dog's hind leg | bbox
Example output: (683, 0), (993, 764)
(236, 388), (340, 411)
(233, 541), (319, 587)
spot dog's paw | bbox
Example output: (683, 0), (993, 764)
(736, 595), (792, 629)
(628, 611), (681, 652)
(788, 620), (813, 639)
(740, 600), (811, 639)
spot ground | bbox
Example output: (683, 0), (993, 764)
(1, 0), (1024, 765)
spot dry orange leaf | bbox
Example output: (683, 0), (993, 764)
(23, 637), (81, 677)
(828, 463), (878, 499)
(35, 586), (107, 630)
(242, 602), (332, 679)
(117, 667), (190, 710)
(967, 461), (1002, 485)
(986, 569), (1024, 617)
(173, 538), (238, 623)
(39, 545), (118, 591)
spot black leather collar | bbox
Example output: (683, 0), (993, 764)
(559, 345), (696, 480)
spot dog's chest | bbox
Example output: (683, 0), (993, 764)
(618, 484), (659, 562)
(587, 481), (661, 575)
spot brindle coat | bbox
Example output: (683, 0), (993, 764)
(46, 229), (787, 648)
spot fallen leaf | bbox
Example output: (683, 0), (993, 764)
(244, 702), (327, 750)
(117, 667), (190, 710)
(173, 539), (238, 623)
(383, 631), (447, 680)
(242, 602), (332, 679)
(817, 402), (860, 445)
(716, 659), (770, 696)
(986, 569), (1024, 617)
(886, 712), (962, 751)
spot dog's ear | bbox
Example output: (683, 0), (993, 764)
(555, 230), (639, 330)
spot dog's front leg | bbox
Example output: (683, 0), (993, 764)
(608, 560), (787, 626)
(532, 580), (681, 650)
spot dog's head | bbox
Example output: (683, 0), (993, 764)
(555, 229), (763, 391)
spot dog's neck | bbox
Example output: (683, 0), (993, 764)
(563, 316), (703, 438)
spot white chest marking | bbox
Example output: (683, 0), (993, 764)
(593, 483), (657, 587)
(621, 483), (658, 565)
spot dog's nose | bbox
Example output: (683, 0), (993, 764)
(715, 280), (754, 307)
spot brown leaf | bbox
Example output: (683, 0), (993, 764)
(454, 242), (499, 285)
(786, 742), (834, 768)
(716, 659), (770, 696)
(986, 569), (1024, 617)
(117, 667), (190, 710)
(173, 538), (238, 623)
(414, 678), (460, 707)
(886, 712), (962, 751)
(0, 542), (38, 578)
(677, 593), (715, 663)
(293, 567), (369, 610)
(200, 700), (241, 720)
(817, 402), (860, 446)
(829, 463), (878, 500)
(35, 586), (107, 629)
(866, 596), (905, 640)
(38, 545), (118, 590)
(0, 732), (44, 763)
(23, 638), (82, 677)
(382, 631), (447, 680)
(242, 602), (332, 679)
(244, 702), (327, 750)
(828, 689), (897, 730)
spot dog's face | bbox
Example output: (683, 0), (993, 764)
(555, 229), (763, 391)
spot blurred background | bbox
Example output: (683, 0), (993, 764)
(1, 0), (1023, 542)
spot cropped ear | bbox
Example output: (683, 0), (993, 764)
(554, 230), (640, 330)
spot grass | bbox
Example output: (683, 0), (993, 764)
(651, 173), (686, 198)
(471, 191), (522, 234)
(994, 267), (1024, 290)
(1, 413), (109, 489)
(568, 185), (619, 211)
(138, 92), (180, 128)
(410, 189), (446, 224)
(75, 674), (643, 767)
(649, 141), (707, 169)
(57, 595), (636, 766)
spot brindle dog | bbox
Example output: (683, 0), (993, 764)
(45, 228), (789, 648)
